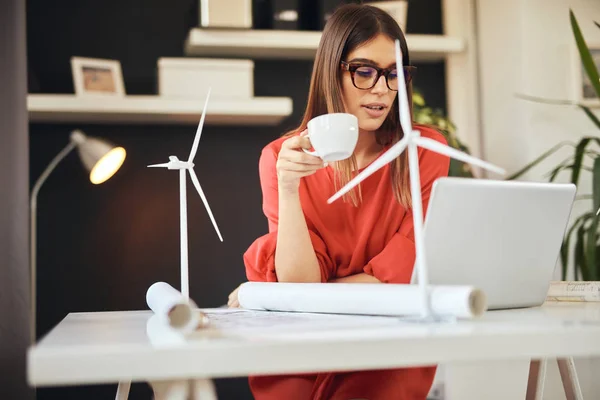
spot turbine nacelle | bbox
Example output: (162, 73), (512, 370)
(148, 156), (194, 170)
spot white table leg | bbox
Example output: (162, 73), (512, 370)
(192, 378), (217, 400)
(115, 381), (131, 400)
(150, 380), (189, 400)
(526, 359), (547, 400)
(557, 357), (584, 400)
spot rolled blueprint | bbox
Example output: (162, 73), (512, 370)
(146, 281), (204, 334)
(145, 313), (187, 346)
(238, 282), (487, 319)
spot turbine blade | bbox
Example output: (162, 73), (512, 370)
(414, 136), (506, 175)
(395, 39), (413, 138)
(147, 163), (170, 168)
(188, 168), (223, 242)
(328, 136), (410, 204)
(188, 88), (211, 162)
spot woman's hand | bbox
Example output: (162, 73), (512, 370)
(227, 284), (241, 308)
(277, 130), (326, 194)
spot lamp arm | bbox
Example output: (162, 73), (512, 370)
(31, 141), (78, 201)
(30, 140), (77, 344)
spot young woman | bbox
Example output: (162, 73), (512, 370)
(230, 3), (450, 399)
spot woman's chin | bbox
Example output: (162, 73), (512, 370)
(358, 118), (385, 132)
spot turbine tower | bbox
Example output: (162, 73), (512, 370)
(148, 88), (223, 299)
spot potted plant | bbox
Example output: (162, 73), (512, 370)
(507, 10), (600, 281)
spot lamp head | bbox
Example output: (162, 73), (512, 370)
(70, 130), (126, 184)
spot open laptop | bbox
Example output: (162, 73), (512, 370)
(410, 177), (576, 310)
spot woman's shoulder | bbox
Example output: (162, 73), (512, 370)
(261, 132), (297, 158)
(412, 124), (451, 174)
(413, 124), (448, 145)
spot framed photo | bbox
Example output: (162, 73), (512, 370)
(71, 57), (125, 97)
(571, 41), (600, 107)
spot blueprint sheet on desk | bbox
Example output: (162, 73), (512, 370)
(196, 308), (402, 338)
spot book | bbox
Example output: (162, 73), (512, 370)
(545, 281), (600, 302)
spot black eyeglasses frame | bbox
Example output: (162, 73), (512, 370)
(340, 61), (416, 91)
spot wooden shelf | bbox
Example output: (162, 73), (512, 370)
(27, 94), (293, 125)
(184, 29), (465, 62)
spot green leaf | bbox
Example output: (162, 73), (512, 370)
(578, 105), (600, 130)
(516, 93), (600, 130)
(506, 141), (574, 180)
(590, 157), (600, 280)
(560, 238), (569, 280)
(515, 93), (575, 106)
(448, 159), (474, 178)
(448, 159), (460, 177)
(561, 212), (594, 279)
(586, 212), (599, 280)
(571, 137), (600, 187)
(575, 223), (588, 280)
(594, 157), (600, 211)
(547, 162), (573, 182)
(572, 138), (592, 186)
(413, 92), (425, 106)
(595, 21), (600, 30)
(597, 245), (600, 281)
(571, 9), (600, 100)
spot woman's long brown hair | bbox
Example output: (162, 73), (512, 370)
(283, 4), (413, 208)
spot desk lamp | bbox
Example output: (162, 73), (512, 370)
(30, 130), (126, 343)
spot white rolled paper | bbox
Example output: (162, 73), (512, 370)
(238, 282), (487, 319)
(146, 281), (200, 334)
(145, 313), (187, 346)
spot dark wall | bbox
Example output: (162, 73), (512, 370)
(27, 1), (444, 399)
(0, 0), (33, 399)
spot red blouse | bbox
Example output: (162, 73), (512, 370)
(243, 125), (450, 400)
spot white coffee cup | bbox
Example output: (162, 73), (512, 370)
(303, 113), (359, 162)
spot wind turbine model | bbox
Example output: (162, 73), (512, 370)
(328, 40), (507, 321)
(148, 88), (223, 300)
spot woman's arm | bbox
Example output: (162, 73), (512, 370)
(272, 132), (327, 282)
(275, 187), (322, 282)
(331, 273), (381, 283)
(243, 137), (335, 283)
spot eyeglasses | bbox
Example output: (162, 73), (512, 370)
(340, 61), (416, 91)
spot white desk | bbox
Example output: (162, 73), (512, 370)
(28, 302), (600, 399)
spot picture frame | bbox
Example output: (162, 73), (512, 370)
(70, 57), (126, 97)
(571, 41), (600, 107)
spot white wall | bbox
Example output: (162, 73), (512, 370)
(442, 0), (600, 399)
(478, 0), (600, 176)
(478, 0), (600, 246)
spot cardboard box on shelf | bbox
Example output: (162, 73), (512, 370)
(158, 58), (254, 99)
